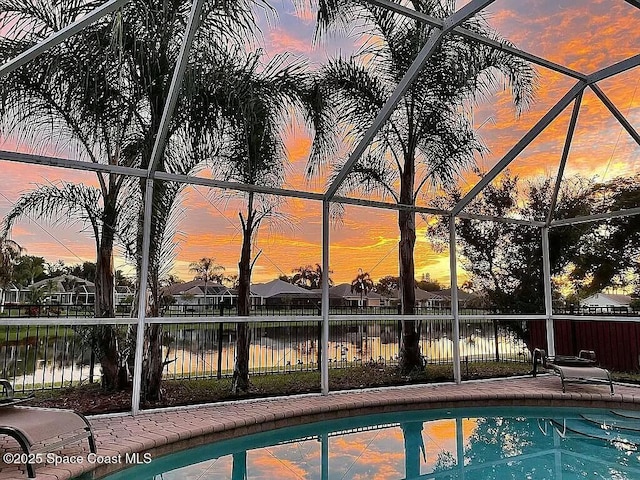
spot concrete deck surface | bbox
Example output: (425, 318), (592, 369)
(1, 376), (639, 479)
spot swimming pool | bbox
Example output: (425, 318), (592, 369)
(102, 406), (640, 479)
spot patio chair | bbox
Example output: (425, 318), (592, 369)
(532, 348), (614, 395)
(0, 379), (97, 478)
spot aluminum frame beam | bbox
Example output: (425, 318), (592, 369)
(546, 93), (583, 226)
(364, 0), (586, 81)
(321, 201), (330, 395)
(325, 0), (496, 201)
(14, 148), (626, 228)
(333, 196), (447, 215)
(550, 206), (640, 227)
(587, 54), (640, 84)
(131, 178), (154, 415)
(147, 0), (205, 175)
(0, 150), (148, 177)
(452, 81), (586, 216)
(324, 27), (443, 200)
(449, 216), (461, 384)
(0, 150), (453, 214)
(0, 0), (128, 78)
(542, 227), (555, 356)
(590, 83), (640, 146)
(457, 212), (545, 227)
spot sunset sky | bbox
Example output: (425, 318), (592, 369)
(1, 0), (639, 285)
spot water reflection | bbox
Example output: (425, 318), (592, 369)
(101, 407), (640, 480)
(1, 323), (531, 386)
(0, 337), (94, 387)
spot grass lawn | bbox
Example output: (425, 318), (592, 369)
(23, 361), (532, 414)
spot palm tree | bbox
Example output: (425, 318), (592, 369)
(351, 269), (374, 306)
(0, 1), (258, 396)
(292, 263), (333, 289)
(0, 237), (23, 314)
(13, 256), (45, 286)
(189, 257), (224, 309)
(205, 51), (308, 393)
(109, 3), (259, 402)
(0, 1), (145, 389)
(307, 0), (535, 372)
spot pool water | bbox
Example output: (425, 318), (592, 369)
(102, 406), (640, 479)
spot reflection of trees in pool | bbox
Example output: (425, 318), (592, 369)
(433, 416), (640, 479)
(402, 420), (425, 478)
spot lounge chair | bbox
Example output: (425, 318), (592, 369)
(0, 379), (97, 478)
(532, 348), (614, 395)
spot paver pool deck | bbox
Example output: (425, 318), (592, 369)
(2, 376), (640, 479)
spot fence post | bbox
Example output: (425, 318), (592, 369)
(493, 319), (500, 362)
(542, 226), (556, 356)
(217, 321), (224, 380)
(317, 321), (322, 370)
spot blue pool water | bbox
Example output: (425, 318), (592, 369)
(102, 406), (640, 479)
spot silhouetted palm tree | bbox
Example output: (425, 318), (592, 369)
(351, 269), (374, 306)
(307, 0), (535, 372)
(0, 0), (259, 397)
(292, 263), (333, 289)
(189, 257), (225, 308)
(206, 51), (308, 393)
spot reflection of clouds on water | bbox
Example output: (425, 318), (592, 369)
(3, 324), (531, 385)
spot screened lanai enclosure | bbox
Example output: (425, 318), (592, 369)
(0, 0), (639, 414)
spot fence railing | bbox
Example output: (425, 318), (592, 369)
(1, 303), (457, 318)
(5, 311), (639, 394)
(4, 302), (640, 318)
(0, 315), (532, 392)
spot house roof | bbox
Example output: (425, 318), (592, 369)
(388, 288), (443, 301)
(29, 275), (93, 292)
(432, 288), (476, 302)
(251, 279), (317, 298)
(330, 283), (382, 299)
(160, 280), (236, 297)
(582, 293), (633, 305)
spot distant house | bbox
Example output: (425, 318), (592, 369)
(160, 280), (238, 308)
(18, 275), (95, 305)
(580, 293), (633, 313)
(115, 286), (133, 304)
(387, 288), (446, 309)
(329, 283), (382, 307)
(432, 288), (481, 309)
(0, 282), (20, 306)
(251, 279), (320, 306)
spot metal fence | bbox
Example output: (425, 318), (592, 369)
(4, 303), (639, 318)
(0, 316), (533, 392)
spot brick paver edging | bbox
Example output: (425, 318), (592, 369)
(1, 376), (640, 479)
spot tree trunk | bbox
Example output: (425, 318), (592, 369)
(232, 204), (253, 394)
(142, 268), (164, 402)
(0, 288), (5, 314)
(94, 227), (126, 390)
(398, 159), (422, 373)
(143, 323), (163, 401)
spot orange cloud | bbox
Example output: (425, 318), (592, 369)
(4, 2), (640, 287)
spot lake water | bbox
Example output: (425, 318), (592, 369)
(1, 323), (531, 388)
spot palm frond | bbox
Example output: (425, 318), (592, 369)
(3, 183), (103, 239)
